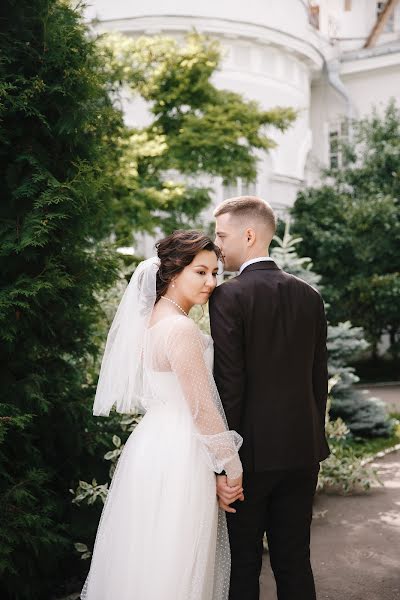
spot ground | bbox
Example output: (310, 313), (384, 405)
(261, 449), (400, 599)
(357, 383), (400, 414)
(261, 383), (400, 600)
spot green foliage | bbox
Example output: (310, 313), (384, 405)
(291, 101), (400, 358)
(342, 422), (400, 459)
(330, 394), (397, 438)
(272, 228), (394, 438)
(351, 356), (400, 383)
(319, 394), (400, 495)
(317, 446), (381, 494)
(327, 321), (369, 394)
(71, 411), (143, 562)
(0, 0), (125, 597)
(0, 1), (297, 595)
(318, 380), (382, 495)
(326, 319), (394, 439)
(96, 32), (296, 242)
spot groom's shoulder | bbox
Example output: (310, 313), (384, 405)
(212, 275), (242, 299)
(279, 268), (315, 286)
(283, 270), (322, 296)
(213, 269), (322, 300)
(209, 276), (243, 310)
(275, 268), (323, 299)
(241, 266), (322, 302)
(278, 271), (325, 314)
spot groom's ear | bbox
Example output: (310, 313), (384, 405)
(246, 228), (256, 246)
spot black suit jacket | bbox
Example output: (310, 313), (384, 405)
(209, 260), (330, 472)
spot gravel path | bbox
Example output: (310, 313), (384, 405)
(260, 450), (400, 600)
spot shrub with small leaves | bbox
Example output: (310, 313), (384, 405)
(318, 378), (382, 494)
(317, 447), (381, 494)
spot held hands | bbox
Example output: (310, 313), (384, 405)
(216, 474), (244, 514)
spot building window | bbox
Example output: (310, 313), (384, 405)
(308, 2), (320, 29)
(328, 120), (348, 169)
(223, 178), (257, 199)
(377, 1), (395, 33)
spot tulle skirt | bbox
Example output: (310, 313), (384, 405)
(81, 401), (230, 600)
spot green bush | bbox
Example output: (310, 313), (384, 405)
(291, 101), (400, 359)
(317, 382), (382, 494)
(0, 1), (124, 597)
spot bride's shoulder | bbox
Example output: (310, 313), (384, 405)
(156, 314), (198, 334)
(171, 316), (210, 344)
(165, 317), (212, 359)
(174, 315), (200, 334)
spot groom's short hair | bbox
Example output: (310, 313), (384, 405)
(214, 196), (277, 234)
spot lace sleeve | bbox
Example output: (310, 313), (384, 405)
(166, 317), (243, 479)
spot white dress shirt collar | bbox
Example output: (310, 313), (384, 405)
(239, 256), (274, 274)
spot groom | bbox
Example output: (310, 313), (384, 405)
(209, 196), (330, 600)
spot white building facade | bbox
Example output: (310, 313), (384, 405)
(86, 0), (400, 215)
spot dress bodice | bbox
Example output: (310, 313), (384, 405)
(144, 316), (213, 408)
(141, 313), (242, 480)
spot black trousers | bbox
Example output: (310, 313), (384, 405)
(227, 465), (320, 600)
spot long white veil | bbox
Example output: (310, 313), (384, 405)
(93, 257), (160, 416)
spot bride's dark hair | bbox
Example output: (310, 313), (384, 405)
(155, 230), (221, 303)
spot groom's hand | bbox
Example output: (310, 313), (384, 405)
(216, 475), (244, 513)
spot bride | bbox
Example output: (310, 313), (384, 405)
(81, 230), (244, 600)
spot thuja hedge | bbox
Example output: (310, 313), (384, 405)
(0, 1), (123, 597)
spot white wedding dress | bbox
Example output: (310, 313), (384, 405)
(81, 314), (242, 600)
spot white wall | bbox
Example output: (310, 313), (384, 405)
(87, 0), (323, 211)
(310, 55), (400, 175)
(86, 0), (315, 43)
(87, 0), (400, 216)
(318, 0), (400, 51)
(319, 0), (375, 49)
(343, 64), (400, 116)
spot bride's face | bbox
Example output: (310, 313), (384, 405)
(172, 250), (219, 307)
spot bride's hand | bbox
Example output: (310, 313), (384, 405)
(227, 474), (243, 489)
(216, 475), (244, 513)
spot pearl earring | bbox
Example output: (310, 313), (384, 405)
(172, 282), (175, 288)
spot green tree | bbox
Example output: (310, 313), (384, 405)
(291, 101), (400, 358)
(0, 1), (124, 597)
(96, 31), (296, 242)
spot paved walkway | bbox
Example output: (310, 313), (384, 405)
(260, 449), (400, 600)
(356, 383), (400, 413)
